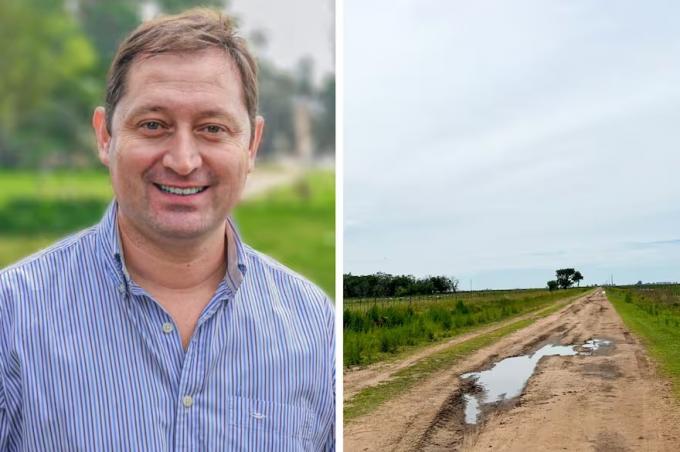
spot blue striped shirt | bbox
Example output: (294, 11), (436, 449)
(0, 202), (334, 451)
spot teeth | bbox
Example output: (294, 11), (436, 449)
(158, 184), (206, 196)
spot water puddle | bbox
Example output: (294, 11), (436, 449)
(581, 338), (612, 352)
(460, 338), (612, 424)
(463, 394), (480, 424)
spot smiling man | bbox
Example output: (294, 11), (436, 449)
(0, 9), (334, 451)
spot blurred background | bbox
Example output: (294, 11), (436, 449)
(0, 0), (335, 297)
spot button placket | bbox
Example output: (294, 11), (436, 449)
(176, 329), (205, 414)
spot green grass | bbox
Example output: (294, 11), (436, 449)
(0, 169), (335, 297)
(606, 285), (680, 398)
(343, 288), (587, 367)
(0, 170), (113, 206)
(234, 171), (335, 297)
(0, 171), (112, 266)
(344, 292), (582, 421)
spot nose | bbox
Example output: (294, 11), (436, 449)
(162, 128), (202, 175)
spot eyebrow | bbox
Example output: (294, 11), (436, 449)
(126, 105), (241, 125)
(126, 105), (167, 118)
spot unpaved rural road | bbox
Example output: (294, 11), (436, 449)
(344, 290), (680, 451)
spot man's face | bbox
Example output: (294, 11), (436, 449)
(93, 48), (264, 242)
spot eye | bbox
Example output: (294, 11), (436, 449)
(201, 124), (226, 134)
(137, 120), (168, 136)
(141, 121), (163, 130)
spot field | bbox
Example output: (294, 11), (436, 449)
(0, 169), (335, 298)
(345, 287), (680, 451)
(606, 285), (680, 396)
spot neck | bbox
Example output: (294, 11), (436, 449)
(117, 213), (226, 292)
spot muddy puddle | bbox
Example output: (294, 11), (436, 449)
(460, 338), (612, 424)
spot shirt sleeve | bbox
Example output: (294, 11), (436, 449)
(0, 379), (8, 450)
(323, 425), (335, 452)
(325, 296), (336, 452)
(0, 296), (9, 448)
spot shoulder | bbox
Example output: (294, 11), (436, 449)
(0, 227), (99, 303)
(240, 244), (334, 318)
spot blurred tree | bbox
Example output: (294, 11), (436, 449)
(77, 0), (139, 70)
(295, 57), (315, 97)
(258, 60), (296, 158)
(157, 0), (226, 14)
(313, 75), (335, 154)
(0, 0), (97, 167)
(547, 280), (558, 291)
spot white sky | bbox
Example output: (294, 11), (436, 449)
(229, 0), (334, 83)
(344, 0), (680, 289)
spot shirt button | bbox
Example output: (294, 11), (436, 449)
(162, 322), (174, 334)
(182, 395), (194, 408)
(117, 283), (126, 294)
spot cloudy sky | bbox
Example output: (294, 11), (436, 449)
(345, 1), (680, 289)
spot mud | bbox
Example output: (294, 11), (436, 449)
(459, 339), (611, 425)
(344, 290), (680, 451)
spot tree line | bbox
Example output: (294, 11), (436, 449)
(0, 0), (334, 168)
(344, 273), (459, 299)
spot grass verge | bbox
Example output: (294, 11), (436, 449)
(606, 286), (680, 398)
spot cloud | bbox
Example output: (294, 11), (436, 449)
(626, 239), (680, 249)
(344, 0), (680, 288)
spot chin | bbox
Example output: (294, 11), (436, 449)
(149, 214), (219, 240)
(155, 224), (213, 240)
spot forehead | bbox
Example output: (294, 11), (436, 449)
(120, 48), (246, 116)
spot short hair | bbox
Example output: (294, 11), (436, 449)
(105, 8), (258, 141)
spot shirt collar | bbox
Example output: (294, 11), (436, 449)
(97, 200), (247, 294)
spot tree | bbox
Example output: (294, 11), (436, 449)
(552, 268), (584, 289)
(429, 276), (450, 294)
(449, 276), (459, 293)
(313, 75), (335, 154)
(342, 273), (459, 298)
(0, 0), (97, 167)
(547, 280), (558, 291)
(556, 268), (576, 289)
(572, 271), (583, 287)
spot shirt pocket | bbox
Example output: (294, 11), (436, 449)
(227, 396), (315, 442)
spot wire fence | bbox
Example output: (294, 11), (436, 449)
(343, 288), (552, 312)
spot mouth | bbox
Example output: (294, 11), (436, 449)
(153, 183), (209, 196)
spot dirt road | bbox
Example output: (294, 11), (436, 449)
(344, 290), (680, 451)
(242, 165), (303, 200)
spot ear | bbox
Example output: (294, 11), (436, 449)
(92, 107), (112, 167)
(247, 116), (265, 173)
